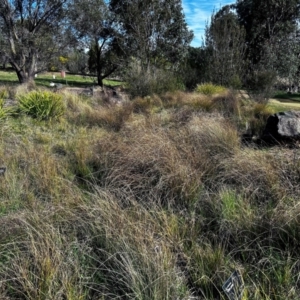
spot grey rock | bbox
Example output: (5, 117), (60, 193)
(262, 111), (300, 143)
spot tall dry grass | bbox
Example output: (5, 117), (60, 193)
(0, 85), (300, 299)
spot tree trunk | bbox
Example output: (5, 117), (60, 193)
(97, 72), (104, 87)
(10, 56), (36, 84)
(16, 69), (31, 84)
(96, 46), (104, 87)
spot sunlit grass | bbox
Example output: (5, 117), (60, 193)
(0, 86), (299, 299)
(0, 70), (123, 87)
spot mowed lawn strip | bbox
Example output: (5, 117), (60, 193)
(0, 70), (123, 88)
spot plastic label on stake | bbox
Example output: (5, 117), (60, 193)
(222, 270), (244, 300)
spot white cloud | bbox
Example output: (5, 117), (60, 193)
(182, 0), (235, 47)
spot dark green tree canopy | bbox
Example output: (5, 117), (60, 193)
(202, 0), (300, 94)
(110, 0), (193, 70)
(205, 5), (246, 86)
(234, 0), (300, 64)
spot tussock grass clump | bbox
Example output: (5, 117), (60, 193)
(0, 98), (12, 120)
(161, 91), (214, 112)
(212, 90), (241, 117)
(62, 90), (91, 113)
(160, 90), (187, 108)
(0, 193), (191, 299)
(219, 149), (279, 204)
(18, 90), (65, 120)
(65, 91), (133, 131)
(179, 116), (240, 188)
(183, 93), (213, 111)
(14, 81), (36, 97)
(0, 211), (90, 299)
(92, 125), (200, 206)
(77, 192), (190, 299)
(195, 82), (226, 95)
(187, 114), (240, 159)
(132, 95), (163, 114)
(186, 244), (231, 298)
(219, 188), (253, 225)
(2, 85), (300, 299)
(85, 103), (133, 131)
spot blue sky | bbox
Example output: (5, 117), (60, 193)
(182, 0), (235, 47)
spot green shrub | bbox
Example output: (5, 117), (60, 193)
(228, 74), (242, 90)
(18, 90), (65, 120)
(246, 70), (277, 102)
(195, 83), (226, 95)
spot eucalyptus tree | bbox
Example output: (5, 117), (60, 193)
(205, 5), (246, 86)
(233, 0), (300, 96)
(109, 0), (193, 71)
(0, 0), (71, 83)
(234, 0), (300, 66)
(69, 0), (124, 86)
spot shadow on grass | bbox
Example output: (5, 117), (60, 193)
(0, 79), (19, 85)
(273, 91), (300, 103)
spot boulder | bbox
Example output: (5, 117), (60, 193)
(262, 111), (300, 143)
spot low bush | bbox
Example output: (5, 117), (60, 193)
(125, 63), (184, 98)
(195, 82), (226, 95)
(246, 70), (277, 102)
(18, 90), (65, 120)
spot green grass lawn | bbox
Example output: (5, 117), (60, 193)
(0, 69), (123, 88)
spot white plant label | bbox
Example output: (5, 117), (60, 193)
(222, 270), (244, 300)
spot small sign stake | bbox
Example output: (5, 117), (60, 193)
(222, 270), (244, 300)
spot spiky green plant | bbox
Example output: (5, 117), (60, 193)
(195, 83), (226, 95)
(18, 90), (65, 120)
